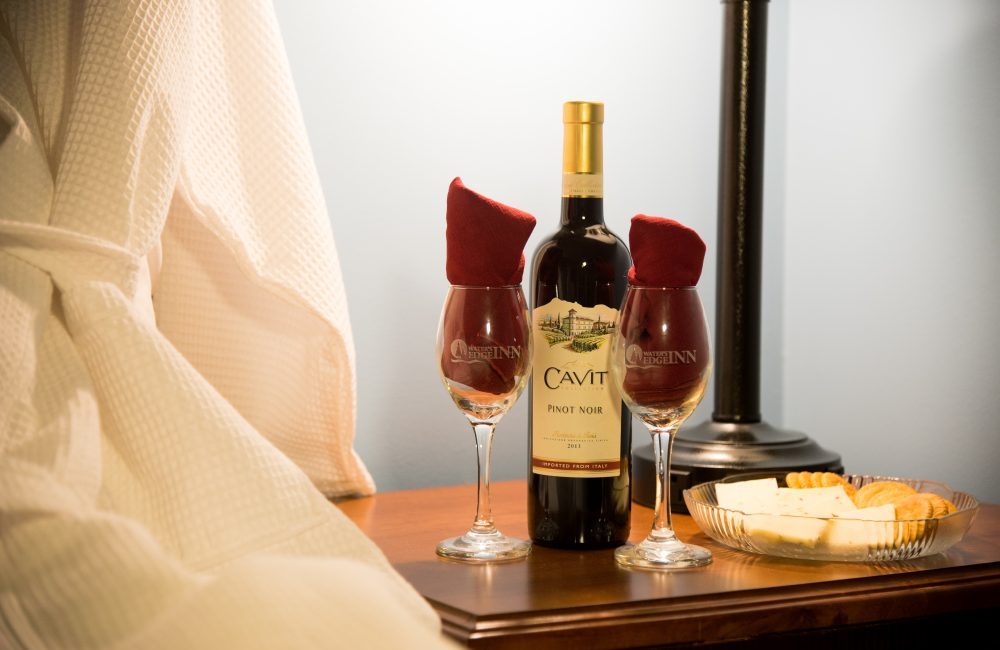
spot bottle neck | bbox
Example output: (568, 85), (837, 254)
(561, 111), (604, 227)
(560, 196), (605, 227)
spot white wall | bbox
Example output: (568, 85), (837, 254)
(275, 1), (1000, 503)
(780, 1), (1000, 503)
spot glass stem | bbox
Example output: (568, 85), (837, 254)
(470, 421), (497, 535)
(649, 427), (678, 542)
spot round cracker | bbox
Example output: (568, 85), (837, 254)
(784, 472), (805, 489)
(893, 493), (934, 546)
(895, 493), (935, 519)
(920, 493), (950, 518)
(818, 472), (842, 488)
(855, 481), (916, 508)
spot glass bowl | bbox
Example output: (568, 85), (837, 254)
(683, 473), (980, 562)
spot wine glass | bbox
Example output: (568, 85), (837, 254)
(610, 286), (712, 568)
(436, 285), (532, 561)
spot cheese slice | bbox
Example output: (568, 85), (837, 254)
(823, 504), (896, 553)
(715, 478), (779, 514)
(746, 514), (828, 548)
(775, 486), (858, 517)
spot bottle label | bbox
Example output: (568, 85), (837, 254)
(531, 298), (623, 478)
(561, 172), (604, 198)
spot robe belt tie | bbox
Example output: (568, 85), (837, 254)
(0, 220), (141, 296)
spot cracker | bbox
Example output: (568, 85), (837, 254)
(893, 493), (935, 545)
(895, 493), (934, 519)
(785, 471), (855, 497)
(919, 493), (951, 518)
(784, 472), (807, 489)
(854, 481), (916, 509)
(818, 472), (843, 488)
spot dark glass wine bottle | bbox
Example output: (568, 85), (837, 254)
(528, 101), (632, 548)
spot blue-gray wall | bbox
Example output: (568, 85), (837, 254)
(275, 1), (1000, 504)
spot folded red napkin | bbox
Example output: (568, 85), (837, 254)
(627, 215), (706, 287)
(441, 179), (535, 395)
(446, 178), (536, 286)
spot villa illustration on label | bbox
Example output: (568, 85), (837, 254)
(536, 299), (618, 354)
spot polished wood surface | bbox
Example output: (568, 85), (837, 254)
(336, 481), (1000, 648)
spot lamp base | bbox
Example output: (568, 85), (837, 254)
(633, 420), (843, 512)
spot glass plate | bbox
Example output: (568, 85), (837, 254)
(682, 473), (979, 562)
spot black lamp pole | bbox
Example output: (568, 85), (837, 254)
(715, 0), (768, 425)
(633, 0), (843, 510)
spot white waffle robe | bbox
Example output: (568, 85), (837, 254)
(0, 1), (449, 648)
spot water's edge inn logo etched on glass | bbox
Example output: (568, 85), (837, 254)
(624, 345), (697, 368)
(449, 339), (522, 364)
(531, 298), (623, 478)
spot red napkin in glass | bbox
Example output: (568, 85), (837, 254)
(446, 177), (536, 286)
(618, 288), (711, 410)
(439, 288), (528, 397)
(627, 215), (707, 287)
(441, 178), (535, 395)
(621, 216), (709, 407)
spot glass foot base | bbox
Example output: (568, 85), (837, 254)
(436, 529), (531, 563)
(615, 538), (712, 569)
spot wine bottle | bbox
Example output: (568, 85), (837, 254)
(528, 101), (632, 548)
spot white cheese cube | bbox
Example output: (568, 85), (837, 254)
(746, 514), (828, 548)
(775, 486), (858, 517)
(715, 478), (779, 514)
(823, 504), (896, 553)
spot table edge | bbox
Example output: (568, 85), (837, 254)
(428, 563), (1000, 647)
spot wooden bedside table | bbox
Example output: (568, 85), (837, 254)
(336, 480), (1000, 648)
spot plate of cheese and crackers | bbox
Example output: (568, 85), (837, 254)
(683, 472), (979, 562)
